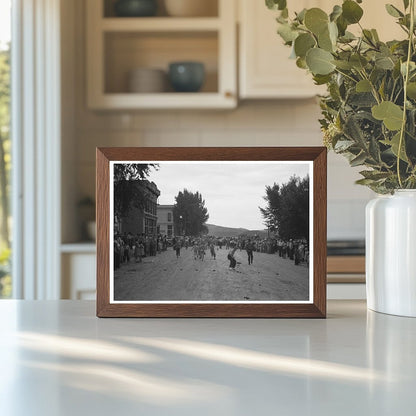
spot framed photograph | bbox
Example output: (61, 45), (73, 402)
(96, 147), (327, 318)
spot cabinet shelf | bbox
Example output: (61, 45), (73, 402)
(86, 0), (236, 110)
(101, 17), (221, 32)
(90, 92), (235, 110)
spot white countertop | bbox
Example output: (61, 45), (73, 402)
(0, 300), (415, 415)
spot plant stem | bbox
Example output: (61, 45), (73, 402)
(390, 79), (398, 101)
(397, 0), (415, 188)
(334, 68), (358, 84)
(359, 69), (381, 104)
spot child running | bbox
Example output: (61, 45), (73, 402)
(227, 246), (238, 270)
(245, 238), (254, 265)
(174, 240), (181, 258)
(198, 242), (206, 261)
(209, 242), (216, 259)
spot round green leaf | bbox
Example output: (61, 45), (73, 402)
(318, 28), (333, 52)
(336, 15), (348, 36)
(375, 56), (395, 70)
(296, 8), (307, 23)
(371, 101), (404, 131)
(296, 57), (308, 69)
(294, 33), (316, 58)
(407, 82), (416, 99)
(356, 79), (372, 92)
(342, 0), (364, 24)
(313, 74), (332, 85)
(304, 8), (329, 35)
(266, 0), (287, 11)
(306, 48), (335, 75)
(401, 61), (416, 76)
(330, 5), (342, 22)
(371, 29), (380, 42)
(333, 60), (353, 70)
(318, 22), (338, 52)
(277, 23), (298, 43)
(385, 4), (403, 18)
(350, 54), (368, 70)
(385, 132), (408, 162)
(328, 21), (338, 43)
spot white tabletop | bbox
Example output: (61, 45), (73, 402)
(0, 300), (415, 415)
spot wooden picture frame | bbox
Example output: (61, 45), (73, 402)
(96, 147), (327, 318)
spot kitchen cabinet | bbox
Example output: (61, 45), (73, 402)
(86, 0), (237, 109)
(239, 0), (325, 99)
(238, 0), (404, 99)
(61, 244), (96, 300)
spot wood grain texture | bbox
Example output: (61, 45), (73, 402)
(96, 147), (327, 318)
(96, 148), (110, 317)
(313, 148), (327, 318)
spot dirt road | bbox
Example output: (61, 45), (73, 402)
(114, 247), (309, 301)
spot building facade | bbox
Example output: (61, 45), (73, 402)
(157, 205), (175, 237)
(117, 180), (160, 236)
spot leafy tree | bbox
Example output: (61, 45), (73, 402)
(260, 175), (309, 240)
(173, 189), (209, 236)
(260, 183), (281, 233)
(0, 43), (11, 298)
(0, 45), (10, 248)
(113, 163), (158, 219)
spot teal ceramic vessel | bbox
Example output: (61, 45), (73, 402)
(168, 62), (205, 92)
(114, 0), (157, 17)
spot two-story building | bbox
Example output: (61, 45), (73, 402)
(117, 180), (160, 236)
(157, 205), (175, 238)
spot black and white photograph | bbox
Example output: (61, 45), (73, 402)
(110, 161), (312, 303)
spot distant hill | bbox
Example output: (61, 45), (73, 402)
(206, 223), (268, 238)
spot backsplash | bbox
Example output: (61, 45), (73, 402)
(72, 101), (374, 241)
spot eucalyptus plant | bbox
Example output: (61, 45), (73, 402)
(266, 0), (416, 193)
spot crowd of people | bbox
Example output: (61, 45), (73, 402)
(114, 233), (170, 269)
(220, 236), (309, 270)
(114, 232), (309, 271)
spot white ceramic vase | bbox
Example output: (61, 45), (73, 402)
(366, 190), (416, 317)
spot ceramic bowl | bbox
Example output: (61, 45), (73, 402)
(168, 62), (205, 92)
(128, 68), (167, 93)
(114, 0), (158, 17)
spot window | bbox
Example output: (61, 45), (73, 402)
(0, 0), (11, 298)
(168, 212), (172, 222)
(167, 225), (173, 237)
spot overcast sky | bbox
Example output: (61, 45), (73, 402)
(144, 162), (310, 230)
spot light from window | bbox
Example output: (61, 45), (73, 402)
(0, 0), (11, 298)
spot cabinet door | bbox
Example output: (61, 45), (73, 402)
(239, 0), (326, 99)
(239, 0), (404, 99)
(62, 253), (96, 300)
